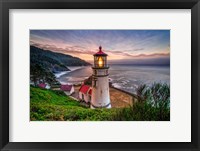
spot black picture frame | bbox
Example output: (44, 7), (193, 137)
(0, 0), (199, 150)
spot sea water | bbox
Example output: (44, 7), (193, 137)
(57, 65), (170, 94)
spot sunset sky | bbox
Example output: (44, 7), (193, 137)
(30, 30), (170, 65)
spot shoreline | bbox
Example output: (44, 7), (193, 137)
(55, 66), (88, 79)
(56, 69), (137, 96)
(54, 71), (70, 78)
(55, 65), (169, 93)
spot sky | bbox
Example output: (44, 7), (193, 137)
(30, 30), (170, 65)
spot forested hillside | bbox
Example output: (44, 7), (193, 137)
(30, 46), (91, 73)
(30, 46), (91, 86)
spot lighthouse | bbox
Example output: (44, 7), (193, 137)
(91, 46), (111, 109)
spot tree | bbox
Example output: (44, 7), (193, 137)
(30, 64), (56, 86)
(44, 70), (57, 86)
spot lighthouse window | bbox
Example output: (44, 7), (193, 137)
(104, 57), (106, 67)
(94, 56), (99, 67)
(93, 80), (97, 87)
(98, 57), (104, 67)
(93, 77), (97, 87)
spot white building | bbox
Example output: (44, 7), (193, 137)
(79, 85), (92, 103)
(91, 46), (111, 109)
(60, 84), (74, 95)
(38, 83), (51, 89)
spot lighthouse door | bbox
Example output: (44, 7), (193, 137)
(82, 94), (84, 101)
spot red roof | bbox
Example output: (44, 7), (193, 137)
(60, 85), (73, 91)
(79, 85), (90, 94)
(93, 46), (108, 56)
(38, 83), (46, 88)
(88, 89), (92, 96)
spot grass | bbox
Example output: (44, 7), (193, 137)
(30, 84), (170, 121)
(30, 87), (117, 121)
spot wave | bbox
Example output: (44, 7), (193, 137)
(54, 71), (70, 78)
(54, 66), (85, 78)
(112, 83), (122, 89)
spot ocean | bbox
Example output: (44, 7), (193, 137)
(57, 65), (170, 94)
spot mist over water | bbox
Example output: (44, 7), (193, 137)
(58, 65), (170, 94)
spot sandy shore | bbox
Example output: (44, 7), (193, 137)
(72, 85), (136, 108)
(54, 66), (85, 78)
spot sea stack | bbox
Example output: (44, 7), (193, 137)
(91, 46), (111, 109)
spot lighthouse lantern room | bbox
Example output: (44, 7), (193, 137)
(91, 46), (111, 109)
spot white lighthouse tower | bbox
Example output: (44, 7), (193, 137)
(91, 46), (111, 109)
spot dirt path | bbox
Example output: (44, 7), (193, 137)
(109, 87), (134, 108)
(72, 85), (134, 108)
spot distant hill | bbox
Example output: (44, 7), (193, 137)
(30, 46), (91, 73)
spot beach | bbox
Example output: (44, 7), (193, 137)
(55, 66), (87, 82)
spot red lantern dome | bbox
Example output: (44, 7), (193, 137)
(93, 46), (108, 56)
(93, 46), (108, 68)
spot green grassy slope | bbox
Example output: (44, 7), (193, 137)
(30, 87), (117, 121)
(30, 86), (170, 121)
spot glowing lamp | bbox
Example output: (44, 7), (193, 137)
(98, 57), (103, 67)
(93, 46), (108, 68)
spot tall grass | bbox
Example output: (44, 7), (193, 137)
(113, 83), (170, 121)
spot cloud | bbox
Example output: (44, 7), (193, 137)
(109, 57), (170, 65)
(133, 52), (170, 58)
(106, 49), (169, 58)
(133, 48), (144, 51)
(30, 30), (170, 62)
(31, 41), (169, 61)
(106, 50), (132, 56)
